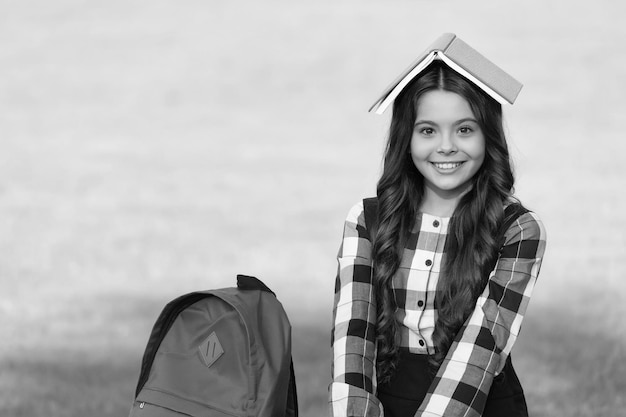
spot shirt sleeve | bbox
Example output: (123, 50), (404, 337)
(416, 211), (547, 417)
(329, 201), (384, 417)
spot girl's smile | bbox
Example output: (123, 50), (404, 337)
(430, 161), (466, 171)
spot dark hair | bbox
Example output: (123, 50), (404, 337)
(372, 62), (517, 383)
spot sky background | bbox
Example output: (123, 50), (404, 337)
(1, 1), (625, 416)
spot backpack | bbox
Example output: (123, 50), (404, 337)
(129, 274), (298, 417)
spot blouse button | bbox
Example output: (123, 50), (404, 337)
(433, 220), (440, 227)
(418, 339), (425, 347)
(425, 259), (432, 267)
(417, 300), (424, 307)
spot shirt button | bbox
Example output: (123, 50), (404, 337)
(418, 339), (425, 347)
(417, 300), (424, 307)
(425, 259), (432, 267)
(433, 220), (440, 227)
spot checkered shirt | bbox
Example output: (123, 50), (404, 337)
(330, 200), (546, 417)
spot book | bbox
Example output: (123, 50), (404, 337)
(369, 33), (523, 114)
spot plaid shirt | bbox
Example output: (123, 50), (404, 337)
(330, 200), (546, 417)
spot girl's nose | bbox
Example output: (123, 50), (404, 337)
(437, 134), (457, 155)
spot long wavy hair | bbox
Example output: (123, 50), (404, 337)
(373, 61), (518, 383)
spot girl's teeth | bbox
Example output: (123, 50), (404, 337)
(434, 162), (462, 169)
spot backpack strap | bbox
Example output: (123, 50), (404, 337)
(362, 197), (379, 242)
(498, 203), (529, 248)
(481, 202), (529, 276)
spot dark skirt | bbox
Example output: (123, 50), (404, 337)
(377, 350), (528, 417)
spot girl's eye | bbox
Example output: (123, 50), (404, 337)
(458, 126), (474, 135)
(420, 127), (435, 136)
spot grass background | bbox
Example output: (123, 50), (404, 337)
(1, 0), (625, 416)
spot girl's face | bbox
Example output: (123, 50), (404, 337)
(410, 90), (486, 201)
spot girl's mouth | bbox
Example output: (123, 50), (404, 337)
(431, 161), (464, 170)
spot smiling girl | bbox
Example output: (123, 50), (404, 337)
(330, 38), (547, 417)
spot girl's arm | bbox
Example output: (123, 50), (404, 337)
(330, 201), (384, 417)
(416, 211), (547, 417)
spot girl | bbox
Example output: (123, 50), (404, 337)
(330, 38), (546, 417)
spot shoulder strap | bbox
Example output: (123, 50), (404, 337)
(362, 197), (379, 241)
(498, 203), (529, 248)
(483, 202), (529, 276)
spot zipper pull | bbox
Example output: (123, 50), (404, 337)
(139, 402), (145, 409)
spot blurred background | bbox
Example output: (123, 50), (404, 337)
(1, 0), (625, 416)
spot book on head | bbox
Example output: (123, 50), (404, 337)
(369, 33), (523, 114)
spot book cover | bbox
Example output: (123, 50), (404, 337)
(369, 33), (523, 114)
